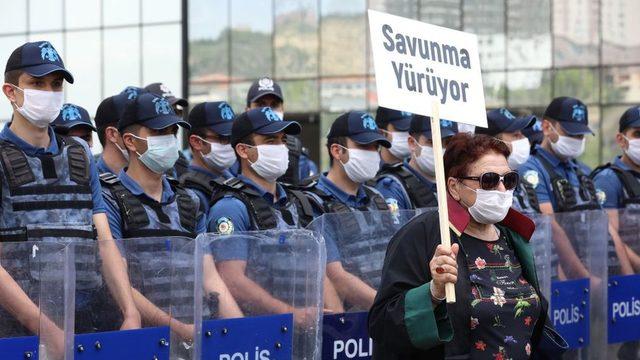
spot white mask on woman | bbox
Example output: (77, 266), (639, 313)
(466, 186), (514, 224)
(340, 146), (380, 183)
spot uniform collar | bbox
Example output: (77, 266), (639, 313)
(0, 124), (59, 156)
(97, 155), (116, 175)
(118, 169), (175, 203)
(535, 144), (578, 169)
(613, 156), (631, 171)
(403, 159), (436, 191)
(237, 174), (288, 205)
(447, 194), (536, 241)
(317, 173), (369, 207)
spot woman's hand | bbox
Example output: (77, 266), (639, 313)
(429, 243), (459, 301)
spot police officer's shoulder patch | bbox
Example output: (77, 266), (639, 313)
(385, 198), (399, 213)
(596, 189), (606, 205)
(215, 217), (234, 235)
(523, 170), (539, 189)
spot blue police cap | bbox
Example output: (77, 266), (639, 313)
(409, 115), (458, 138)
(544, 97), (593, 135)
(375, 107), (412, 131)
(476, 108), (535, 136)
(95, 86), (148, 128)
(53, 103), (96, 131)
(188, 101), (235, 137)
(118, 93), (189, 131)
(231, 107), (301, 146)
(5, 41), (74, 83)
(327, 111), (391, 148)
(619, 106), (640, 133)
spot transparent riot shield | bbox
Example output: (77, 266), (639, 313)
(605, 207), (640, 359)
(530, 214), (553, 300)
(307, 209), (423, 360)
(0, 241), (72, 360)
(72, 237), (197, 360)
(530, 210), (608, 359)
(197, 229), (324, 360)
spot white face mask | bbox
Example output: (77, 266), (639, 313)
(10, 86), (64, 128)
(550, 125), (585, 160)
(114, 142), (130, 162)
(507, 138), (530, 169)
(248, 144), (289, 182)
(624, 136), (640, 166)
(130, 134), (179, 174)
(199, 137), (236, 171)
(386, 131), (411, 159)
(340, 146), (380, 183)
(413, 140), (440, 176)
(462, 182), (514, 224)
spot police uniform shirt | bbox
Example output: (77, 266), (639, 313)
(593, 156), (640, 209)
(103, 170), (206, 240)
(375, 159), (436, 210)
(518, 145), (592, 211)
(96, 154), (116, 175)
(207, 174), (297, 261)
(0, 125), (106, 214)
(314, 174), (385, 263)
(185, 164), (233, 217)
(299, 153), (318, 180)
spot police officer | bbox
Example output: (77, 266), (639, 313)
(300, 111), (391, 309)
(592, 106), (640, 276)
(476, 108), (539, 213)
(375, 106), (412, 166)
(0, 41), (139, 344)
(101, 92), (240, 339)
(591, 105), (640, 360)
(242, 76), (318, 183)
(145, 82), (190, 177)
(207, 106), (341, 322)
(519, 96), (600, 280)
(374, 114), (457, 210)
(52, 103), (96, 147)
(95, 86), (146, 175)
(180, 101), (236, 215)
(522, 115), (543, 150)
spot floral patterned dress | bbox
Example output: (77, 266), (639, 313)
(460, 227), (540, 360)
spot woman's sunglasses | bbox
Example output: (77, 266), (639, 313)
(458, 171), (520, 191)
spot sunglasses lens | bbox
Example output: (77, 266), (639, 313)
(480, 172), (500, 190)
(504, 172), (520, 190)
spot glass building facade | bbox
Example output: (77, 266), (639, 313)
(1, 0), (639, 168)
(0, 0), (183, 153)
(188, 0), (640, 169)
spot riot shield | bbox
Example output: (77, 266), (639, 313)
(306, 209), (423, 360)
(0, 241), (72, 360)
(605, 207), (640, 359)
(530, 210), (608, 359)
(198, 229), (324, 360)
(72, 237), (197, 360)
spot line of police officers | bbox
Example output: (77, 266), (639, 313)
(2, 40), (640, 354)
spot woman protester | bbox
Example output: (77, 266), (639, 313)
(368, 133), (566, 359)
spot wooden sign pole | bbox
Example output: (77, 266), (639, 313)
(429, 101), (456, 303)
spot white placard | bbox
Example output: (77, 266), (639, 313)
(368, 9), (487, 128)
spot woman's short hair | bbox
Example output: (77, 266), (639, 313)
(444, 132), (511, 179)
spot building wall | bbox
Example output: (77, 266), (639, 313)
(187, 0), (640, 169)
(0, 0), (183, 153)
